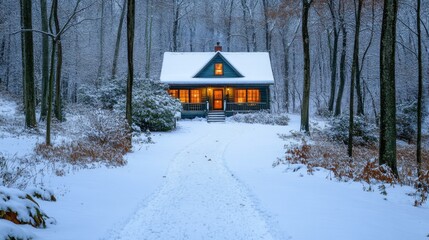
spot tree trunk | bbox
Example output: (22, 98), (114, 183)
(111, 0), (127, 79)
(328, 0), (339, 113)
(262, 0), (271, 53)
(355, 0), (364, 116)
(144, 0), (153, 79)
(379, 0), (398, 176)
(40, 0), (49, 122)
(416, 0), (422, 177)
(335, 4), (347, 117)
(96, 0), (105, 86)
(20, 0), (26, 112)
(226, 0), (234, 51)
(348, 0), (363, 157)
(172, 0), (179, 52)
(283, 39), (290, 112)
(126, 0), (135, 128)
(22, 0), (37, 129)
(53, 0), (63, 122)
(46, 38), (56, 146)
(300, 0), (312, 134)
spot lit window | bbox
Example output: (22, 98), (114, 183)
(190, 89), (201, 103)
(214, 63), (223, 76)
(247, 89), (260, 102)
(179, 90), (189, 103)
(235, 89), (246, 103)
(168, 89), (179, 98)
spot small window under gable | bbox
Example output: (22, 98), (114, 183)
(214, 63), (223, 76)
(194, 52), (243, 78)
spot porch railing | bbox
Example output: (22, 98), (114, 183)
(226, 102), (268, 111)
(182, 102), (207, 111)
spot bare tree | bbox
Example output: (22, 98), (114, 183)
(126, 0), (135, 128)
(327, 0), (340, 113)
(416, 0), (423, 177)
(379, 0), (398, 176)
(39, 0), (49, 122)
(334, 1), (346, 116)
(300, 0), (313, 134)
(22, 0), (37, 129)
(348, 0), (363, 157)
(111, 0), (127, 79)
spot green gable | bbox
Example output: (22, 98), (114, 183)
(194, 52), (244, 78)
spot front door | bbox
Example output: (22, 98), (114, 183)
(213, 89), (223, 110)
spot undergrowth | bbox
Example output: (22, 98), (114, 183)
(274, 132), (429, 206)
(34, 110), (130, 167)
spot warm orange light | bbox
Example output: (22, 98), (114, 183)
(214, 63), (223, 75)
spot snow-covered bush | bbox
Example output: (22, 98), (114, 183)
(0, 154), (33, 189)
(325, 115), (377, 146)
(122, 79), (182, 132)
(35, 110), (130, 166)
(79, 78), (181, 132)
(229, 111), (289, 126)
(78, 78), (126, 109)
(0, 186), (51, 228)
(396, 100), (417, 143)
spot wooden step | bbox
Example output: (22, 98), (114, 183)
(207, 111), (226, 123)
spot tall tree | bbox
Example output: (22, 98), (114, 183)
(111, 0), (127, 79)
(327, 0), (339, 113)
(334, 1), (346, 116)
(300, 0), (313, 133)
(348, 0), (363, 157)
(39, 0), (49, 122)
(96, 0), (105, 86)
(144, 0), (153, 79)
(126, 0), (135, 128)
(379, 0), (398, 176)
(22, 0), (37, 129)
(53, 0), (63, 122)
(416, 0), (423, 177)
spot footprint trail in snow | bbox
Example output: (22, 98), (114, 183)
(107, 126), (275, 240)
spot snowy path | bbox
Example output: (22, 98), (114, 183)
(107, 125), (275, 240)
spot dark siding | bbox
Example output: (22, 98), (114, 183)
(195, 55), (243, 78)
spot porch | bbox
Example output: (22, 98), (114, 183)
(180, 101), (269, 118)
(169, 85), (271, 118)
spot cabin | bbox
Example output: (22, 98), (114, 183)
(160, 43), (274, 121)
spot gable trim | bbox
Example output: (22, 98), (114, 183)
(193, 52), (244, 78)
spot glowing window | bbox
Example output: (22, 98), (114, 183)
(179, 90), (189, 103)
(235, 89), (246, 103)
(190, 89), (201, 103)
(214, 63), (223, 76)
(247, 89), (260, 102)
(168, 89), (179, 98)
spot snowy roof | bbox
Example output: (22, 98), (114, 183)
(160, 52), (274, 85)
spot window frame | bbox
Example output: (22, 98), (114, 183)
(214, 63), (224, 76)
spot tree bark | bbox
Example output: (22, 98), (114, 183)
(328, 0), (339, 113)
(46, 38), (56, 146)
(53, 0), (63, 122)
(379, 0), (398, 176)
(96, 0), (105, 86)
(300, 0), (312, 134)
(348, 0), (363, 157)
(126, 0), (135, 128)
(40, 0), (49, 122)
(144, 0), (153, 79)
(416, 0), (422, 177)
(334, 3), (346, 117)
(111, 0), (127, 79)
(22, 0), (37, 129)
(172, 0), (180, 52)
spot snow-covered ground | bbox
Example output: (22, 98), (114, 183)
(1, 98), (428, 239)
